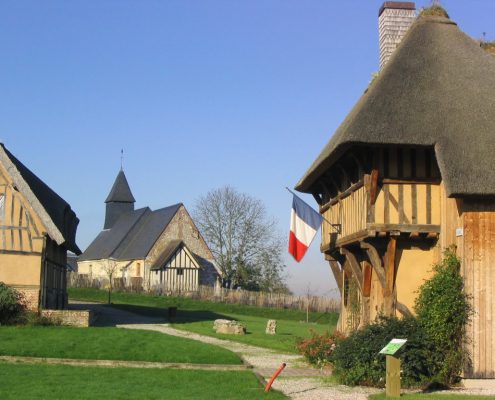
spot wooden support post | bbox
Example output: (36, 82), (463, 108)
(361, 262), (372, 325)
(386, 355), (401, 398)
(360, 242), (386, 289)
(327, 259), (343, 294)
(384, 237), (397, 316)
(369, 169), (379, 205)
(340, 248), (363, 291)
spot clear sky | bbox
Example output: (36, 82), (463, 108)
(1, 0), (493, 296)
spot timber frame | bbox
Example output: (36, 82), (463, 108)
(314, 145), (441, 331)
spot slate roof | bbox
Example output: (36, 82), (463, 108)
(296, 16), (495, 198)
(0, 144), (80, 254)
(79, 203), (182, 261)
(105, 170), (135, 203)
(149, 240), (203, 270)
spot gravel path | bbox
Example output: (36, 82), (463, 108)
(71, 301), (495, 399)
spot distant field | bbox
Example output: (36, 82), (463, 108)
(68, 287), (338, 324)
(0, 326), (241, 364)
(69, 288), (338, 352)
(0, 363), (287, 400)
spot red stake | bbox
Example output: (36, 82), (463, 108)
(264, 362), (287, 392)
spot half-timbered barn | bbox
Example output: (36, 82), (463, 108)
(296, 3), (495, 378)
(77, 169), (220, 291)
(0, 144), (80, 310)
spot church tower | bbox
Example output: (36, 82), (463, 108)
(104, 169), (135, 229)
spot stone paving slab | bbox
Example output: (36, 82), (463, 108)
(0, 355), (250, 371)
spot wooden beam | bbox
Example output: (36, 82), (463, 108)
(335, 163), (351, 186)
(369, 169), (379, 205)
(362, 262), (372, 297)
(327, 259), (343, 294)
(396, 301), (413, 318)
(340, 248), (363, 291)
(360, 242), (386, 289)
(385, 237), (396, 295)
(349, 153), (364, 176)
(320, 180), (364, 212)
(368, 223), (440, 233)
(381, 178), (441, 185)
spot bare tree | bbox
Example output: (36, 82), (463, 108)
(193, 186), (287, 291)
(103, 258), (119, 304)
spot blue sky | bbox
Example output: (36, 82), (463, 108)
(1, 0), (493, 295)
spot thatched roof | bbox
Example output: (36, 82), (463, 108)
(296, 15), (495, 198)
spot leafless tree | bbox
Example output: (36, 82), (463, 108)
(194, 186), (288, 291)
(103, 258), (119, 304)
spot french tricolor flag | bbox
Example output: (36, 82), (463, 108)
(289, 194), (323, 262)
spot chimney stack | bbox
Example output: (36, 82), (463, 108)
(379, 2), (416, 69)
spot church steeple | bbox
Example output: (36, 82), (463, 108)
(104, 170), (135, 229)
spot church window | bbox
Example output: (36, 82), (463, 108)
(0, 195), (4, 221)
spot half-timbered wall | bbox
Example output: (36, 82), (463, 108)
(319, 146), (441, 251)
(0, 165), (46, 309)
(150, 245), (199, 292)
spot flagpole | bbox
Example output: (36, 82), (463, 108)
(286, 187), (341, 233)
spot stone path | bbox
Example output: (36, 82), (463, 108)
(119, 323), (380, 400)
(70, 302), (495, 399)
(0, 355), (249, 371)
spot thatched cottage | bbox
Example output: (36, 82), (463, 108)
(296, 2), (495, 378)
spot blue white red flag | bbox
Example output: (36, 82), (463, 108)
(289, 194), (323, 262)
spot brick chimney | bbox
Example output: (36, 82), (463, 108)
(379, 2), (416, 69)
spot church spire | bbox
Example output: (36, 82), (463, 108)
(105, 170), (135, 204)
(104, 169), (135, 229)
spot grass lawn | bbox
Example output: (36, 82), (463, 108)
(0, 326), (241, 364)
(69, 288), (337, 353)
(69, 287), (338, 324)
(369, 393), (494, 399)
(171, 311), (329, 353)
(0, 363), (287, 400)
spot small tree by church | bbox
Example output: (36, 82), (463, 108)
(103, 258), (119, 304)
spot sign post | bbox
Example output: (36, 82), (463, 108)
(379, 338), (407, 398)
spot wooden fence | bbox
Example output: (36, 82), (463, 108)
(68, 273), (340, 314)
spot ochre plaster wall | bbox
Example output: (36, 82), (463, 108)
(395, 247), (436, 312)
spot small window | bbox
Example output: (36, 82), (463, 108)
(177, 268), (183, 276)
(136, 263), (141, 276)
(0, 194), (4, 221)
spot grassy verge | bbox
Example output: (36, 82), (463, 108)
(0, 363), (286, 399)
(170, 311), (329, 353)
(369, 393), (494, 399)
(0, 326), (241, 364)
(69, 288), (337, 353)
(68, 287), (338, 324)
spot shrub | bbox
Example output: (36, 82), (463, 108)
(296, 330), (344, 368)
(19, 312), (62, 326)
(0, 282), (26, 324)
(414, 246), (472, 384)
(330, 316), (437, 387)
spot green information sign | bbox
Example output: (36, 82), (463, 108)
(379, 338), (407, 355)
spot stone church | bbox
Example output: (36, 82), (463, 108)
(77, 169), (220, 291)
